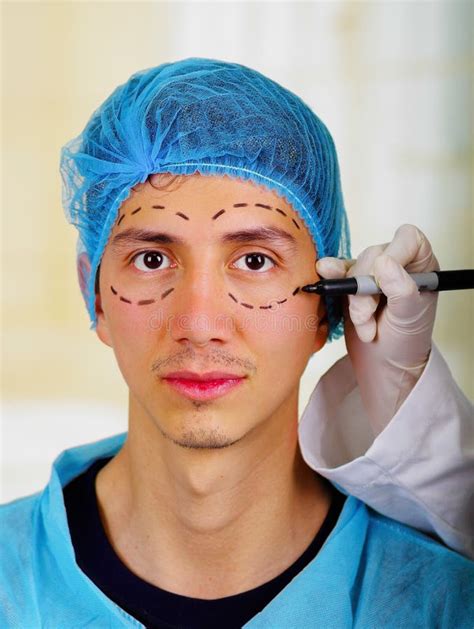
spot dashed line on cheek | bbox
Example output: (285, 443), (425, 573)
(161, 287), (175, 300)
(137, 299), (156, 306)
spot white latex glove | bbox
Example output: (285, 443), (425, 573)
(317, 224), (440, 436)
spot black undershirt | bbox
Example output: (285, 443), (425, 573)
(63, 456), (345, 629)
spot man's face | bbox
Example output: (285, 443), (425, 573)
(94, 174), (327, 449)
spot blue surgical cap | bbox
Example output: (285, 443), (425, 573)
(60, 57), (351, 341)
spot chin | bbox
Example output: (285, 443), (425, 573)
(166, 426), (242, 450)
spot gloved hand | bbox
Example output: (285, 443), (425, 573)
(316, 224), (440, 436)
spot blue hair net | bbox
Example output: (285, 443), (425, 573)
(60, 57), (351, 340)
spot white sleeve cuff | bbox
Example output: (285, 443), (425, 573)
(298, 343), (474, 558)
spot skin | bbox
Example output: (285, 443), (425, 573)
(87, 173), (331, 599)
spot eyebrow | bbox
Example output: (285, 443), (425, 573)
(111, 226), (298, 254)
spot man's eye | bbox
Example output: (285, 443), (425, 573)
(132, 251), (172, 272)
(233, 253), (276, 273)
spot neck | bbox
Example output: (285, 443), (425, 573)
(96, 395), (332, 599)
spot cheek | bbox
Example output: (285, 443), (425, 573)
(104, 292), (167, 375)
(243, 297), (320, 369)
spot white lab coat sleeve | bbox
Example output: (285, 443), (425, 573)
(298, 343), (474, 559)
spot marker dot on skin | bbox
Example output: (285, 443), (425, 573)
(161, 287), (175, 300)
(137, 299), (155, 306)
(212, 209), (226, 220)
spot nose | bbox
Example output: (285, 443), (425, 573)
(168, 266), (236, 347)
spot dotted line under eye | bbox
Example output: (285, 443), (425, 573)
(110, 283), (302, 311)
(110, 285), (174, 306)
(229, 291), (295, 311)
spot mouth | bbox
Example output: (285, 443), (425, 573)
(162, 372), (246, 401)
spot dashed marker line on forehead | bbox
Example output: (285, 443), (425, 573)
(212, 209), (226, 220)
(116, 200), (301, 237)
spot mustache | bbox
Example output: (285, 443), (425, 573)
(151, 346), (256, 376)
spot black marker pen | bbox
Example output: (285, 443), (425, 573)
(301, 269), (474, 296)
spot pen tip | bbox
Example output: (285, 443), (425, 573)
(301, 283), (320, 294)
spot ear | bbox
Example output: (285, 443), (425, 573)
(77, 253), (113, 348)
(312, 297), (329, 354)
(77, 251), (91, 299)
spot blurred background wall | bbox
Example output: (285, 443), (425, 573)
(2, 1), (473, 500)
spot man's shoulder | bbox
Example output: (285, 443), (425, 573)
(365, 505), (473, 567)
(327, 500), (474, 628)
(0, 491), (44, 581)
(0, 491), (41, 539)
(0, 492), (44, 625)
(361, 504), (473, 615)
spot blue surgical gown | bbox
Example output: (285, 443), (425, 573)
(1, 432), (473, 628)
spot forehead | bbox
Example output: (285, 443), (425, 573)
(109, 173), (316, 256)
(121, 173), (297, 216)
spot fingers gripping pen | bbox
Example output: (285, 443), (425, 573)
(301, 270), (474, 296)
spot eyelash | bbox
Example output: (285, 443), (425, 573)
(130, 250), (278, 274)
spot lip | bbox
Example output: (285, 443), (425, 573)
(163, 370), (246, 381)
(162, 374), (246, 401)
